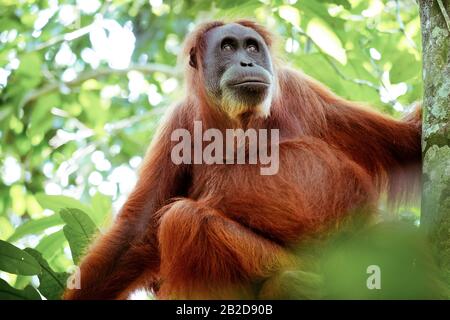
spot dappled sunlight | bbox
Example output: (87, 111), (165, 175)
(306, 18), (347, 64)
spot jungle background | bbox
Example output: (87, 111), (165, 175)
(0, 0), (448, 299)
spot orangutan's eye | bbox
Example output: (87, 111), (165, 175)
(246, 44), (258, 53)
(221, 38), (236, 52)
(222, 43), (233, 51)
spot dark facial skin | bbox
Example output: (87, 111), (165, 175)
(202, 24), (274, 117)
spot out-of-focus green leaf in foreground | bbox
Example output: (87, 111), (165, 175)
(304, 222), (448, 299)
(0, 279), (41, 300)
(0, 240), (41, 276)
(60, 208), (99, 265)
(24, 248), (69, 300)
(7, 215), (63, 242)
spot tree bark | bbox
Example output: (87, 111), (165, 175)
(419, 0), (450, 282)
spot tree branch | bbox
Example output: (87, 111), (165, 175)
(30, 23), (96, 52)
(395, 0), (418, 49)
(437, 0), (450, 32)
(295, 29), (405, 107)
(19, 64), (180, 109)
(30, 1), (112, 52)
(49, 106), (165, 149)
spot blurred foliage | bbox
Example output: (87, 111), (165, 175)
(319, 222), (448, 299)
(262, 222), (449, 299)
(0, 0), (431, 299)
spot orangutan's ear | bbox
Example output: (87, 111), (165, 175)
(189, 47), (197, 69)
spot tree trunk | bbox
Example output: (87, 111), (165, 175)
(419, 0), (450, 281)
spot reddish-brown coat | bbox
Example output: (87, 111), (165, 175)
(64, 20), (421, 300)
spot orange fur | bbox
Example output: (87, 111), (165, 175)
(64, 20), (421, 300)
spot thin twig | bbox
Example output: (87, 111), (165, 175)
(30, 22), (97, 52)
(437, 0), (450, 32)
(103, 107), (165, 133)
(19, 64), (180, 108)
(368, 56), (399, 107)
(295, 28), (404, 107)
(30, 1), (112, 52)
(324, 53), (380, 90)
(49, 106), (165, 149)
(395, 0), (417, 49)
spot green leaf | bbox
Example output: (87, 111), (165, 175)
(0, 240), (41, 275)
(390, 53), (420, 83)
(278, 5), (301, 27)
(0, 216), (14, 240)
(27, 93), (60, 138)
(60, 208), (98, 264)
(35, 230), (67, 261)
(296, 53), (345, 94)
(317, 0), (351, 10)
(35, 231), (71, 274)
(91, 192), (112, 228)
(17, 52), (42, 78)
(306, 18), (347, 64)
(79, 90), (107, 127)
(15, 52), (42, 88)
(35, 193), (93, 216)
(213, 1), (262, 18)
(298, 0), (345, 33)
(24, 248), (68, 300)
(7, 215), (63, 242)
(0, 279), (41, 300)
(14, 275), (32, 290)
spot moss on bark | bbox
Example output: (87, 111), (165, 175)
(419, 0), (450, 284)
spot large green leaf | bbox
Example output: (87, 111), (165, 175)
(35, 193), (108, 228)
(35, 231), (72, 273)
(14, 275), (32, 290)
(24, 248), (68, 300)
(0, 279), (41, 300)
(60, 208), (98, 264)
(7, 215), (63, 242)
(91, 192), (113, 229)
(35, 230), (67, 261)
(306, 18), (347, 64)
(0, 240), (41, 276)
(35, 193), (93, 216)
(390, 53), (420, 83)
